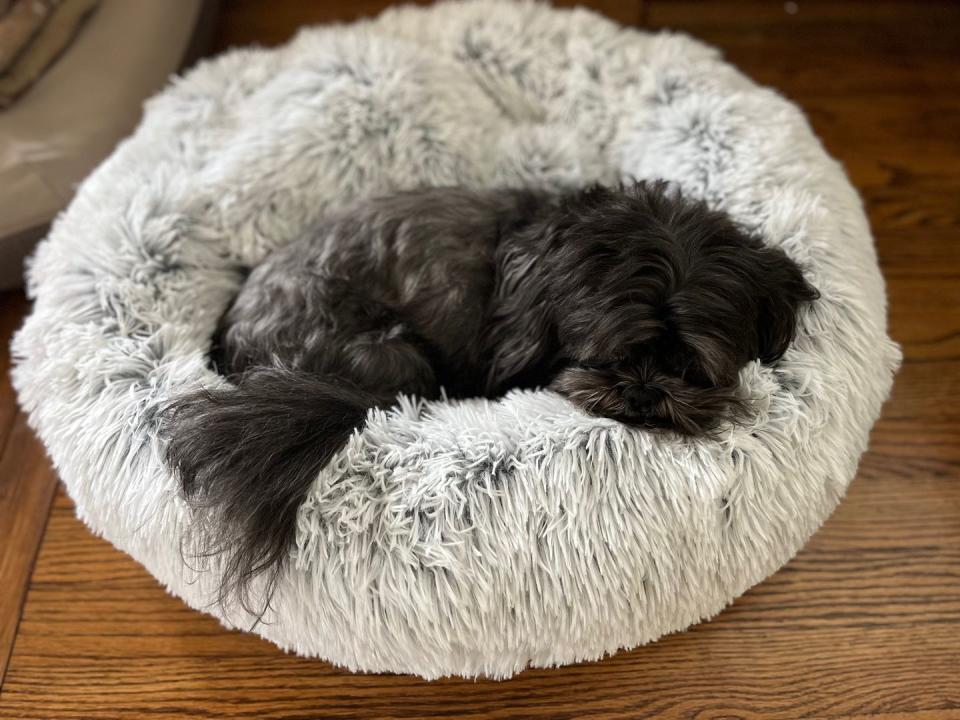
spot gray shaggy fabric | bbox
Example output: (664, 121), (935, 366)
(12, 1), (900, 679)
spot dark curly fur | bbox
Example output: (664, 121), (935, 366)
(162, 182), (818, 610)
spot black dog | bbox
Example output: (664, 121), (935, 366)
(163, 182), (817, 606)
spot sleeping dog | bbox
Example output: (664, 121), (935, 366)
(163, 182), (817, 608)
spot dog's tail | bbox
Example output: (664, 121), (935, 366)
(161, 366), (383, 612)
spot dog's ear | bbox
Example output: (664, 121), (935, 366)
(487, 313), (555, 392)
(754, 246), (819, 364)
(485, 249), (556, 392)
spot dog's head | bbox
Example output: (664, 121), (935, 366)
(543, 183), (818, 435)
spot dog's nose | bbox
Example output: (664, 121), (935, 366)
(624, 384), (662, 413)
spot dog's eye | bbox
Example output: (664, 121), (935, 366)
(581, 358), (616, 370)
(665, 354), (705, 384)
(683, 363), (712, 387)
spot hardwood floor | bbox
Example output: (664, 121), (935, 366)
(1, 1), (958, 718)
(0, 292), (59, 685)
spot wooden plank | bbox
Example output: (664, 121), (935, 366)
(0, 415), (59, 687)
(0, 291), (58, 686)
(0, 291), (28, 458)
(210, 0), (645, 51)
(644, 0), (960, 97)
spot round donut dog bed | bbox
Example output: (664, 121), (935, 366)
(13, 1), (900, 679)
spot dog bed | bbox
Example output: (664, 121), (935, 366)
(12, 1), (900, 679)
